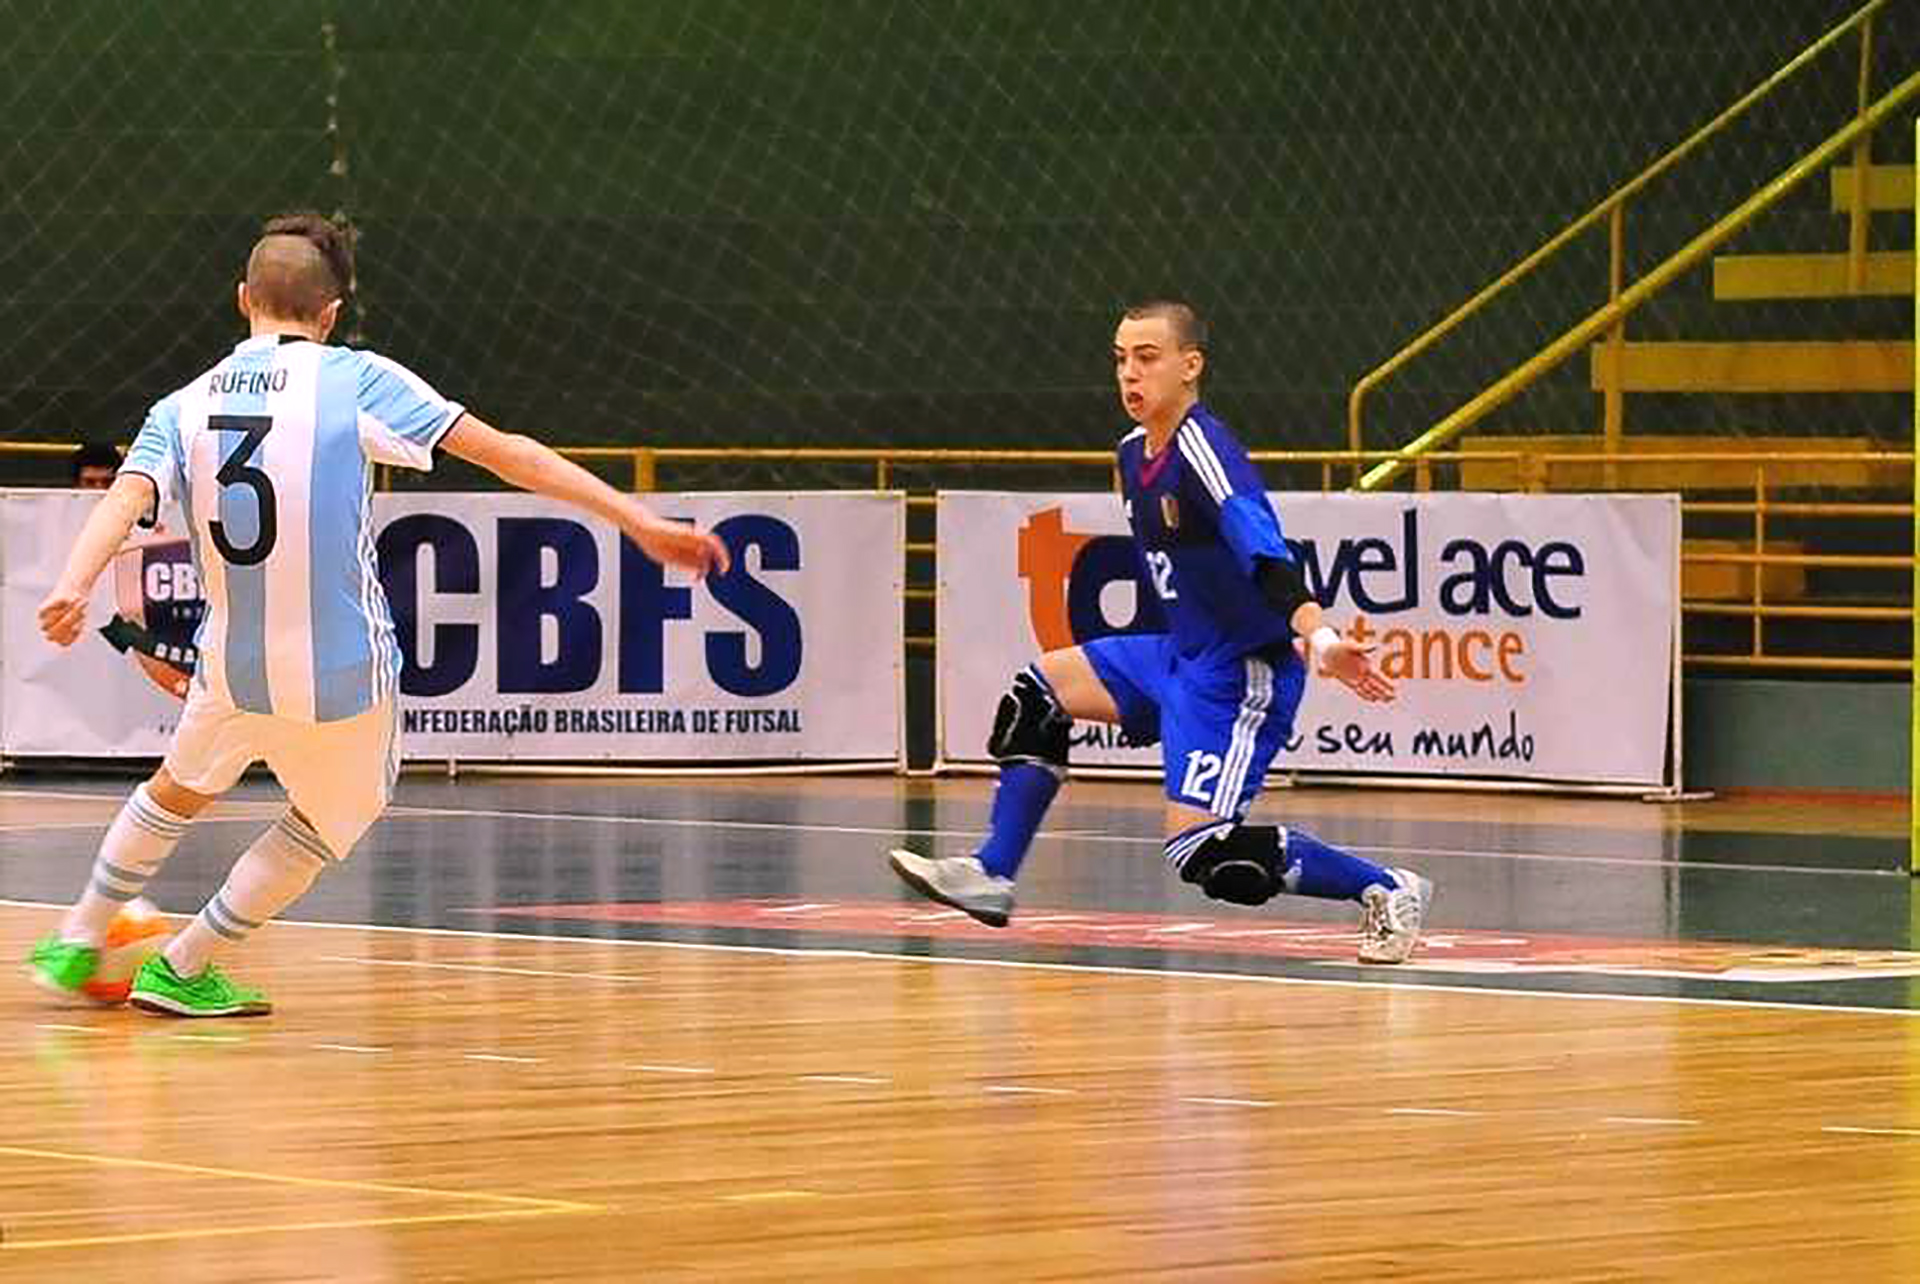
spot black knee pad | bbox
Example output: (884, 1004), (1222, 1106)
(1176, 825), (1285, 906)
(986, 667), (1070, 775)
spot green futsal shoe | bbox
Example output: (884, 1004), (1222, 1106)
(27, 935), (101, 998)
(128, 954), (272, 1018)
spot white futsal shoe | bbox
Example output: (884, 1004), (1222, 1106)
(887, 850), (1015, 928)
(1357, 867), (1433, 964)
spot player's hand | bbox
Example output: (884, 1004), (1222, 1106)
(1297, 620), (1396, 703)
(1321, 637), (1396, 703)
(37, 585), (90, 648)
(626, 512), (731, 579)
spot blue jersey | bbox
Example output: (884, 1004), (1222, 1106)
(121, 335), (463, 723)
(1117, 403), (1295, 660)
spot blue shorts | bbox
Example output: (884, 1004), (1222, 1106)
(1082, 634), (1305, 819)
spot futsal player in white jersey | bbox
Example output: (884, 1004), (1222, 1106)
(29, 212), (729, 1017)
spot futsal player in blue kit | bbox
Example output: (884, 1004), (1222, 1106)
(890, 301), (1432, 963)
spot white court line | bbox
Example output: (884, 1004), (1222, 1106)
(313, 1043), (390, 1055)
(366, 801), (1899, 880)
(0, 790), (284, 814)
(0, 818), (265, 834)
(1180, 1096), (1276, 1109)
(627, 1064), (716, 1076)
(381, 803), (1005, 847)
(798, 1074), (890, 1086)
(4, 897), (1918, 1020)
(1387, 1107), (1483, 1118)
(464, 1053), (544, 1065)
(320, 956), (654, 984)
(982, 1085), (1077, 1097)
(1822, 1125), (1920, 1137)
(1, 788), (1898, 879)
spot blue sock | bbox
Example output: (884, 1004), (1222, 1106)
(975, 763), (1062, 879)
(1279, 828), (1395, 901)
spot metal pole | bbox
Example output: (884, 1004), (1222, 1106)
(1604, 204), (1627, 490)
(1848, 15), (1875, 293)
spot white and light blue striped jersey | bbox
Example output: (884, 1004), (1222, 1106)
(121, 334), (463, 723)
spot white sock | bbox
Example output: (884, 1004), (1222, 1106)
(62, 783), (192, 946)
(163, 811), (330, 978)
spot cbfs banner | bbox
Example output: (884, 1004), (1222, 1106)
(0, 491), (903, 764)
(937, 491), (1679, 787)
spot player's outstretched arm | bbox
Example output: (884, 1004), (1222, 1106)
(38, 473), (153, 647)
(1293, 600), (1395, 703)
(441, 415), (730, 578)
(1253, 553), (1394, 702)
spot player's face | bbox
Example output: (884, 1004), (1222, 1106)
(76, 465), (117, 490)
(1113, 316), (1201, 425)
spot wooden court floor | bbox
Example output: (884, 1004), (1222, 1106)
(2, 774), (1918, 1282)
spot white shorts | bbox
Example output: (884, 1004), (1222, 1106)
(163, 686), (399, 860)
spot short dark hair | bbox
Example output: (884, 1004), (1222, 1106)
(247, 211), (354, 321)
(1122, 299), (1207, 352)
(69, 441), (120, 480)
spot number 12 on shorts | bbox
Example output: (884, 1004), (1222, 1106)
(1179, 750), (1223, 804)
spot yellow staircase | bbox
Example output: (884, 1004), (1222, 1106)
(1711, 165), (1915, 299)
(1345, 3), (1920, 672)
(1583, 161), (1914, 405)
(1455, 152), (1914, 603)
(1574, 159), (1910, 434)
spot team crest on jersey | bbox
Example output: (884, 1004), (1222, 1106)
(1160, 494), (1180, 529)
(99, 535), (203, 701)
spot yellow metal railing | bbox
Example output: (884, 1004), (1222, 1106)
(528, 445), (1908, 674)
(0, 442), (100, 468)
(549, 445), (1386, 497)
(1524, 450), (1915, 675)
(1349, 0), (1917, 491)
(4, 442), (1909, 673)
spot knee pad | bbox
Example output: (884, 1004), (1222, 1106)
(1174, 824), (1285, 906)
(986, 667), (1071, 776)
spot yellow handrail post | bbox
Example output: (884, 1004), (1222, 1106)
(1752, 465), (1768, 662)
(1603, 202), (1628, 489)
(1849, 12), (1875, 294)
(1521, 452), (1547, 494)
(877, 457), (891, 491)
(633, 448), (656, 493)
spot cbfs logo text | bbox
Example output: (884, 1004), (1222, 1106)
(97, 535), (203, 700)
(377, 514), (801, 697)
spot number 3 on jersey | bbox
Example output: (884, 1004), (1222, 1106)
(209, 413), (277, 566)
(1145, 549), (1178, 600)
